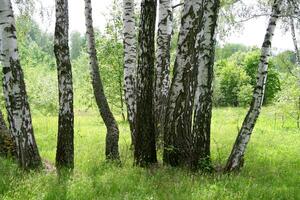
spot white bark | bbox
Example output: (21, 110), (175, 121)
(54, 0), (74, 169)
(154, 0), (172, 138)
(290, 17), (300, 66)
(191, 0), (220, 169)
(123, 0), (137, 145)
(163, 0), (204, 166)
(225, 0), (282, 172)
(0, 0), (41, 169)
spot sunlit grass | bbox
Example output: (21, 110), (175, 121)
(0, 107), (299, 200)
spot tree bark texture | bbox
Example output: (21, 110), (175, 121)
(134, 0), (157, 167)
(191, 0), (220, 170)
(54, 0), (74, 169)
(0, 109), (15, 156)
(123, 0), (137, 146)
(163, 0), (204, 167)
(154, 0), (172, 140)
(0, 0), (41, 169)
(225, 0), (282, 172)
(85, 0), (120, 160)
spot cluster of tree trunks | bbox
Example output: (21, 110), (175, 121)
(124, 0), (284, 172)
(0, 0), (287, 173)
(163, 0), (220, 170)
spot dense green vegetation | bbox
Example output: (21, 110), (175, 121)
(0, 107), (299, 200)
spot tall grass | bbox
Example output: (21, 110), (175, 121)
(0, 107), (299, 200)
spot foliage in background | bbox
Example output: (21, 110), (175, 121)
(213, 49), (281, 107)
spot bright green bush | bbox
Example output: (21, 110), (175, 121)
(214, 60), (252, 106)
(243, 51), (281, 104)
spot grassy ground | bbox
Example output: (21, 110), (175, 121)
(0, 107), (299, 200)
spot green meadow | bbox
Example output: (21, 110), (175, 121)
(1, 107), (299, 200)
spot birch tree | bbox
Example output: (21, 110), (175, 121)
(0, 0), (41, 169)
(163, 0), (204, 167)
(85, 0), (120, 160)
(191, 0), (220, 170)
(225, 0), (282, 172)
(134, 0), (157, 167)
(54, 0), (74, 169)
(290, 18), (300, 65)
(154, 0), (172, 139)
(123, 0), (137, 146)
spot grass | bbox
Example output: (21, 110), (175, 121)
(0, 107), (299, 200)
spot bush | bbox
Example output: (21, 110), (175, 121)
(214, 60), (252, 106)
(243, 51), (281, 104)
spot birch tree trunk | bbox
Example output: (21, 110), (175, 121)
(0, 0), (41, 169)
(191, 0), (220, 171)
(163, 0), (204, 167)
(84, 0), (120, 160)
(225, 0), (282, 172)
(134, 0), (157, 167)
(154, 0), (172, 140)
(0, 109), (15, 156)
(290, 17), (300, 65)
(123, 0), (137, 146)
(54, 0), (74, 169)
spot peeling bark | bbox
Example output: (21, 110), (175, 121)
(225, 0), (282, 172)
(191, 0), (220, 171)
(54, 0), (74, 169)
(134, 0), (157, 167)
(84, 0), (120, 160)
(0, 0), (41, 169)
(154, 0), (172, 140)
(163, 0), (204, 167)
(122, 0), (137, 146)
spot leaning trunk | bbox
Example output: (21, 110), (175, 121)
(54, 0), (74, 169)
(154, 0), (172, 141)
(225, 0), (282, 172)
(84, 0), (120, 160)
(134, 0), (157, 167)
(122, 0), (137, 146)
(163, 0), (204, 167)
(0, 0), (41, 169)
(191, 0), (220, 171)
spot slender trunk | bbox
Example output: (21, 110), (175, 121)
(54, 0), (74, 169)
(134, 0), (157, 167)
(154, 0), (172, 141)
(0, 109), (15, 156)
(0, 0), (41, 169)
(225, 0), (282, 172)
(123, 0), (137, 146)
(290, 17), (300, 66)
(84, 0), (120, 160)
(118, 74), (126, 121)
(191, 0), (220, 171)
(163, 0), (204, 167)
